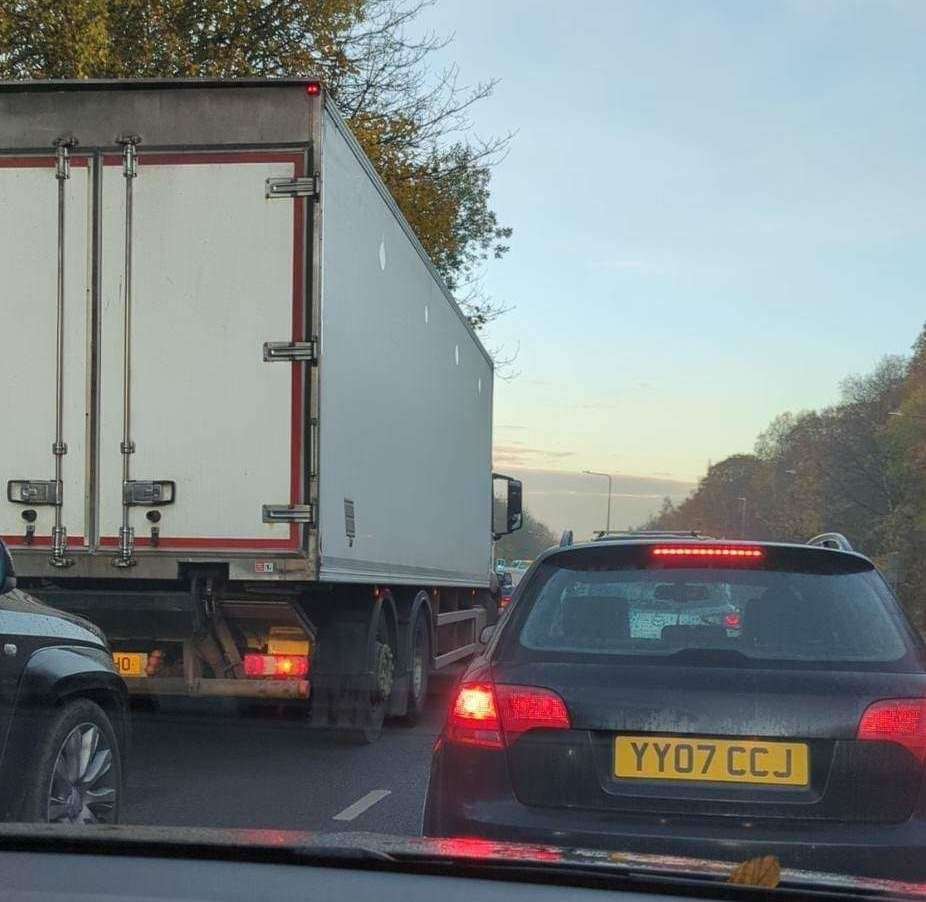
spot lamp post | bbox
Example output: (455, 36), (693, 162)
(583, 470), (613, 534)
(737, 496), (748, 539)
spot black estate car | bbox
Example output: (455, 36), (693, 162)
(0, 538), (127, 823)
(425, 535), (926, 880)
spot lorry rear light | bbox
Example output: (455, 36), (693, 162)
(445, 682), (570, 749)
(723, 612), (742, 628)
(243, 653), (309, 679)
(306, 82), (321, 96)
(857, 698), (926, 763)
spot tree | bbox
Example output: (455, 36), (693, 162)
(0, 0), (511, 328)
(493, 500), (558, 562)
(644, 330), (926, 630)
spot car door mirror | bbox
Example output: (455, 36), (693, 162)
(0, 538), (16, 594)
(479, 624), (495, 645)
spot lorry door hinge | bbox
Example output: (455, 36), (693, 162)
(265, 175), (319, 200)
(262, 504), (315, 526)
(263, 340), (318, 364)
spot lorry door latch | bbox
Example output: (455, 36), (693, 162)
(123, 480), (176, 506)
(7, 480), (62, 506)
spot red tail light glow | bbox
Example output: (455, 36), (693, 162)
(652, 546), (763, 559)
(723, 612), (742, 628)
(243, 653), (310, 680)
(857, 698), (926, 763)
(446, 682), (570, 749)
(306, 82), (321, 96)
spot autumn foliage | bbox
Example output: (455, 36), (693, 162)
(0, 0), (511, 326)
(648, 323), (926, 626)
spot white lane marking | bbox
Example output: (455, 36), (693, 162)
(332, 789), (392, 822)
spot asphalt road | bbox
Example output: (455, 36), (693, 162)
(122, 682), (450, 836)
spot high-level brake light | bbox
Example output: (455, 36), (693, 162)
(857, 698), (926, 763)
(652, 546), (763, 559)
(243, 653), (310, 680)
(446, 682), (570, 749)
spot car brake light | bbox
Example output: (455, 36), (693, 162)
(652, 545), (763, 559)
(243, 653), (309, 680)
(857, 698), (926, 763)
(445, 682), (570, 749)
(723, 612), (742, 628)
(306, 81), (321, 96)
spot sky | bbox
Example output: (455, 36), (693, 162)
(416, 0), (926, 537)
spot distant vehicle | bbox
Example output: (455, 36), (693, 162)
(499, 571), (515, 610)
(0, 539), (127, 824)
(510, 560), (534, 570)
(425, 533), (926, 880)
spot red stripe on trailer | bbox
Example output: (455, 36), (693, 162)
(1, 535), (87, 547)
(0, 157), (90, 168)
(97, 536), (297, 550)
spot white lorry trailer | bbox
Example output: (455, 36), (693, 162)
(0, 79), (522, 740)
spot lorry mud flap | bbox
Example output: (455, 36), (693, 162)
(307, 601), (407, 727)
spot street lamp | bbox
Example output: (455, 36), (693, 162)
(736, 496), (747, 539)
(583, 470), (612, 534)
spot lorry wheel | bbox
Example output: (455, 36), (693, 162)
(401, 610), (431, 726)
(340, 617), (394, 744)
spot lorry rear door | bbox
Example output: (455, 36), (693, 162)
(97, 151), (307, 554)
(0, 154), (91, 553)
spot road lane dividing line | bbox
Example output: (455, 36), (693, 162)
(332, 789), (392, 822)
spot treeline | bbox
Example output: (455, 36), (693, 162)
(647, 324), (926, 626)
(493, 499), (558, 562)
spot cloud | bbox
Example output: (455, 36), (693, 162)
(488, 466), (697, 540)
(493, 446), (576, 467)
(593, 258), (660, 274)
(574, 401), (620, 410)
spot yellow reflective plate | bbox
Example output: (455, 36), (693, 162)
(614, 736), (808, 786)
(112, 652), (147, 678)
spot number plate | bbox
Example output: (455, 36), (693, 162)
(113, 652), (148, 678)
(615, 736), (808, 786)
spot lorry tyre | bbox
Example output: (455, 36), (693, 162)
(21, 698), (123, 824)
(340, 614), (394, 744)
(401, 609), (431, 726)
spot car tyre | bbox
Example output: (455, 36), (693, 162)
(21, 698), (122, 824)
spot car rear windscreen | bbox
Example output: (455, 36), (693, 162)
(511, 547), (912, 668)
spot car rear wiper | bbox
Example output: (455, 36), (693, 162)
(662, 647), (751, 665)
